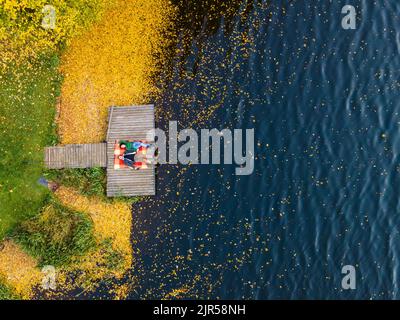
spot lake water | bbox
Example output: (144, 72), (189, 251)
(129, 0), (400, 299)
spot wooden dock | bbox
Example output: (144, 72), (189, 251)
(44, 105), (155, 197)
(106, 105), (155, 197)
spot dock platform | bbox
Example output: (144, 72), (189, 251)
(106, 105), (155, 197)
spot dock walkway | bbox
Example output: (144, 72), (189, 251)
(44, 143), (106, 169)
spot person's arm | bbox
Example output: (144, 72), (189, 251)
(124, 151), (136, 156)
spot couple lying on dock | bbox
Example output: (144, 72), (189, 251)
(114, 140), (157, 170)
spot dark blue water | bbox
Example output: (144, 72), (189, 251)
(129, 0), (400, 299)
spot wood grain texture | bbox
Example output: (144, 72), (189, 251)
(44, 143), (107, 169)
(106, 105), (155, 197)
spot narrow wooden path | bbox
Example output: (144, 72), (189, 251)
(44, 143), (107, 169)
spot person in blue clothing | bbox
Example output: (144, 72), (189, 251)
(120, 150), (136, 167)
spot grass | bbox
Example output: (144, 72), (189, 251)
(0, 278), (19, 300)
(0, 55), (62, 239)
(45, 168), (142, 204)
(12, 200), (96, 267)
(44, 168), (107, 198)
(99, 238), (125, 271)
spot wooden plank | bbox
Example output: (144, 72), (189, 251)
(44, 143), (107, 169)
(106, 105), (155, 142)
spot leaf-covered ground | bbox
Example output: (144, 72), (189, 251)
(58, 0), (175, 143)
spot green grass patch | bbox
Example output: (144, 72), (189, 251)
(12, 200), (96, 267)
(0, 278), (19, 300)
(44, 167), (107, 197)
(100, 238), (125, 271)
(0, 55), (62, 239)
(44, 167), (142, 204)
